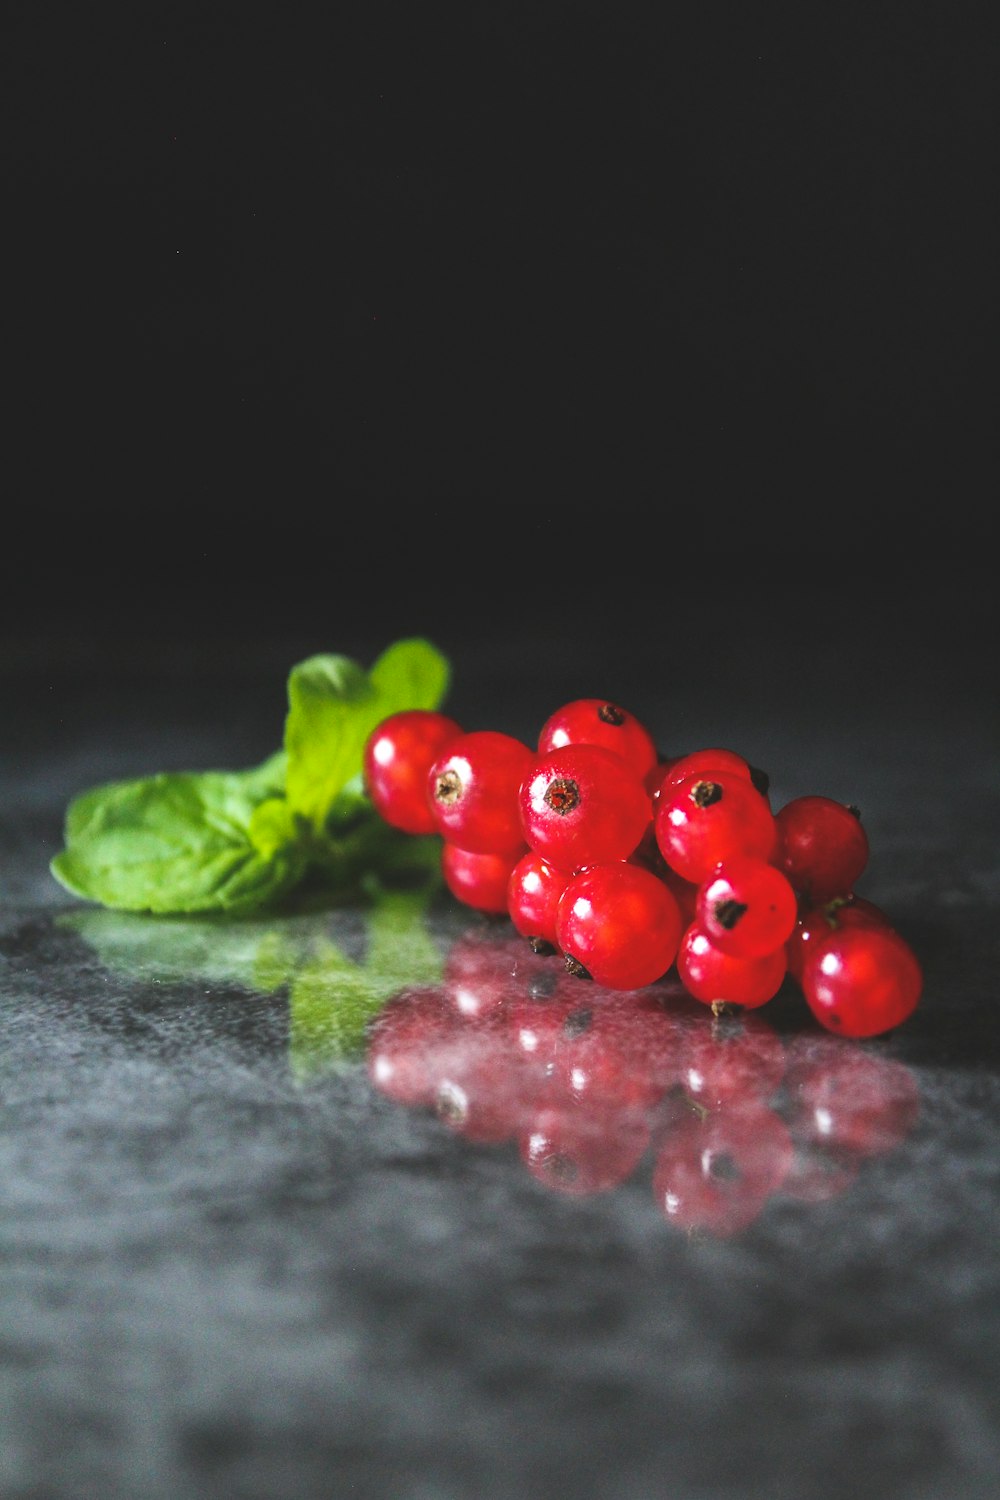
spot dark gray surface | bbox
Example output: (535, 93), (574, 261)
(2, 611), (999, 1500)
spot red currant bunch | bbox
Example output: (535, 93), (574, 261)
(362, 688), (924, 1039)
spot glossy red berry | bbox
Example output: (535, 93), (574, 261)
(440, 840), (527, 915)
(363, 709), (464, 834)
(506, 849), (571, 952)
(656, 747), (755, 796)
(695, 856), (798, 959)
(427, 730), (534, 855)
(774, 794), (870, 903)
(555, 862), (683, 990)
(537, 697), (659, 781)
(654, 770), (777, 884)
(800, 924), (923, 1038)
(677, 923), (787, 1009)
(786, 895), (892, 984)
(518, 743), (651, 873)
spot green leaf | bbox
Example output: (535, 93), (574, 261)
(50, 762), (307, 915)
(284, 637), (450, 829)
(368, 636), (451, 718)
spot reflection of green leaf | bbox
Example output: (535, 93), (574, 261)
(58, 871), (444, 1077)
(286, 884), (445, 1078)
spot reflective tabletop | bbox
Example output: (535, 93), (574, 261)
(2, 611), (997, 1500)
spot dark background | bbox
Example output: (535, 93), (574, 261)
(2, 1), (996, 667)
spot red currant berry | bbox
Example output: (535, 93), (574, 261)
(363, 709), (464, 835)
(427, 730), (534, 855)
(441, 840), (527, 915)
(786, 895), (892, 984)
(654, 771), (777, 884)
(537, 697), (659, 781)
(657, 747), (754, 794)
(506, 849), (572, 953)
(656, 861), (700, 927)
(556, 863), (683, 990)
(695, 856), (798, 959)
(677, 923), (787, 1010)
(518, 743), (651, 873)
(773, 794), (870, 903)
(800, 925), (923, 1038)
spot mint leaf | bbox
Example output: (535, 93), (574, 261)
(50, 763), (307, 914)
(284, 637), (450, 829)
(368, 636), (451, 718)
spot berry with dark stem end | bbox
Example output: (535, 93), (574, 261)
(654, 770), (778, 884)
(427, 730), (535, 855)
(519, 743), (652, 873)
(696, 856), (799, 959)
(537, 697), (659, 781)
(677, 923), (787, 1009)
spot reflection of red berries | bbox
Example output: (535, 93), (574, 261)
(780, 1141), (860, 1203)
(774, 794), (870, 903)
(510, 986), (673, 1115)
(432, 1027), (530, 1145)
(537, 697), (659, 781)
(652, 1102), (794, 1237)
(519, 743), (651, 873)
(442, 927), (556, 1018)
(677, 923), (787, 1009)
(441, 841), (526, 915)
(784, 1037), (920, 1155)
(556, 863), (683, 990)
(800, 925), (922, 1038)
(363, 709), (465, 835)
(654, 771), (777, 884)
(677, 1008), (787, 1110)
(696, 856), (798, 959)
(427, 730), (534, 855)
(521, 1103), (651, 1196)
(366, 987), (461, 1109)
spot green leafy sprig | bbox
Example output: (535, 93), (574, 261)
(50, 637), (451, 916)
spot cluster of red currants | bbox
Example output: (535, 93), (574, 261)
(362, 699), (923, 1039)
